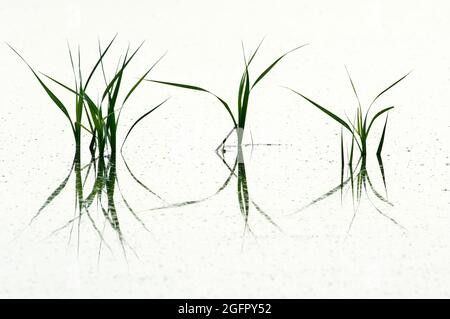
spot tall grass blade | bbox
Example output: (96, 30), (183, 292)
(121, 98), (169, 152)
(377, 115), (389, 156)
(248, 36), (265, 65)
(122, 52), (166, 106)
(84, 35), (117, 89)
(369, 72), (411, 108)
(287, 87), (352, 133)
(7, 44), (75, 134)
(149, 80), (237, 127)
(367, 106), (394, 134)
(239, 53), (251, 128)
(101, 41), (145, 102)
(376, 153), (388, 196)
(251, 43), (309, 89)
(345, 66), (362, 110)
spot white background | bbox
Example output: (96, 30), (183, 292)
(1, 0), (450, 297)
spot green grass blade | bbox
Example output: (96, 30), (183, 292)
(369, 72), (410, 108)
(248, 36), (265, 65)
(251, 43), (309, 89)
(75, 121), (96, 136)
(122, 52), (166, 106)
(240, 65), (250, 128)
(340, 128), (344, 171)
(41, 73), (77, 94)
(237, 71), (246, 123)
(287, 87), (353, 133)
(110, 69), (123, 111)
(7, 44), (75, 135)
(67, 42), (78, 91)
(237, 42), (247, 123)
(149, 80), (237, 127)
(376, 114), (389, 156)
(239, 44), (251, 128)
(84, 34), (117, 89)
(83, 94), (102, 132)
(366, 106), (394, 135)
(120, 98), (169, 152)
(345, 66), (362, 110)
(77, 45), (82, 90)
(344, 114), (363, 152)
(349, 135), (355, 165)
(101, 41), (144, 102)
(364, 72), (409, 129)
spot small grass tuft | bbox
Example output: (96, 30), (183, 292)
(9, 37), (166, 161)
(288, 68), (410, 163)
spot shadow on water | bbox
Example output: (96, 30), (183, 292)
(142, 144), (282, 243)
(29, 143), (280, 257)
(29, 152), (167, 261)
(287, 155), (405, 233)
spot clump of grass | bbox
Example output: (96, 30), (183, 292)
(8, 37), (166, 160)
(148, 39), (308, 149)
(288, 68), (409, 163)
(7, 37), (115, 156)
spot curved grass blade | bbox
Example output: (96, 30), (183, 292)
(42, 72), (96, 142)
(84, 34), (117, 89)
(41, 73), (77, 94)
(122, 52), (166, 106)
(74, 121), (96, 136)
(376, 154), (388, 195)
(340, 128), (344, 177)
(120, 98), (169, 152)
(345, 66), (362, 110)
(251, 43), (309, 89)
(149, 80), (237, 127)
(239, 53), (251, 129)
(7, 44), (75, 134)
(237, 43), (248, 125)
(67, 42), (78, 91)
(376, 114), (389, 156)
(369, 72), (411, 108)
(366, 106), (394, 135)
(248, 37), (266, 65)
(287, 87), (353, 133)
(101, 41), (145, 102)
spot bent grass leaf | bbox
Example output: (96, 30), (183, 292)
(251, 43), (309, 89)
(149, 80), (237, 127)
(287, 87), (353, 133)
(121, 98), (169, 151)
(8, 44), (75, 134)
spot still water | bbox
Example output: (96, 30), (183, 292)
(1, 0), (450, 297)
